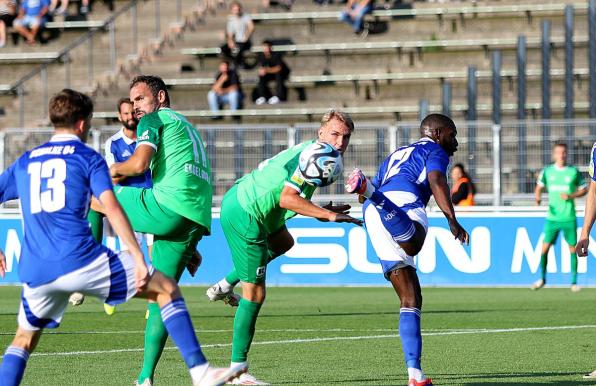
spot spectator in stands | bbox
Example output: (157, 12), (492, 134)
(254, 39), (290, 105)
(13, 0), (50, 45)
(48, 0), (68, 15)
(339, 0), (374, 34)
(208, 60), (243, 118)
(221, 1), (254, 69)
(450, 163), (475, 206)
(0, 0), (17, 48)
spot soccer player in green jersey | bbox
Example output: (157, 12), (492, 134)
(206, 110), (363, 385)
(101, 75), (218, 385)
(532, 142), (587, 292)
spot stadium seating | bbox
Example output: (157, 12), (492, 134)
(0, 0), (593, 196)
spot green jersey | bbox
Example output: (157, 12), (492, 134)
(236, 140), (319, 234)
(537, 164), (586, 222)
(136, 108), (213, 232)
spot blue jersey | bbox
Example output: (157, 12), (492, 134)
(371, 137), (450, 209)
(0, 134), (113, 287)
(104, 128), (152, 188)
(590, 142), (596, 181)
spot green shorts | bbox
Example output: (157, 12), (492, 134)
(221, 185), (276, 284)
(115, 186), (205, 279)
(543, 219), (577, 246)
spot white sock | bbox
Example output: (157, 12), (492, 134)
(231, 361), (247, 369)
(189, 363), (210, 381)
(407, 367), (425, 382)
(218, 278), (234, 292)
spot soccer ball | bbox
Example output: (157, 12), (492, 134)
(298, 142), (343, 187)
(69, 292), (85, 306)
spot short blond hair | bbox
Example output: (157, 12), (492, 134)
(320, 109), (354, 132)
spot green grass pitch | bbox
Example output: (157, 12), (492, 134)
(0, 286), (595, 385)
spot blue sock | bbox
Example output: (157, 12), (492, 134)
(161, 298), (207, 368)
(399, 307), (422, 370)
(0, 346), (30, 386)
(369, 190), (416, 242)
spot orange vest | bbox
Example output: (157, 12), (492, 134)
(451, 177), (475, 206)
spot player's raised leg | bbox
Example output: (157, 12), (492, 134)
(346, 168), (426, 256)
(207, 226), (292, 308)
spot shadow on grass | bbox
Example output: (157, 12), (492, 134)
(275, 372), (596, 385)
(435, 371), (596, 385)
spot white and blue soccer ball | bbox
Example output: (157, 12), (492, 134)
(298, 141), (343, 187)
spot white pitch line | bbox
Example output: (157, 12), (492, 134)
(1, 324), (593, 359)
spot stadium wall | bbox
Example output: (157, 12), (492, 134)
(1, 209), (596, 287)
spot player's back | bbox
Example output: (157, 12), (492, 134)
(0, 134), (111, 287)
(373, 138), (449, 208)
(136, 108), (213, 231)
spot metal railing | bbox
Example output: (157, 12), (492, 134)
(3, 0), (187, 127)
(3, 119), (596, 205)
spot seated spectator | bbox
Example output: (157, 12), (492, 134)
(254, 40), (290, 105)
(339, 0), (374, 34)
(13, 0), (50, 45)
(207, 60), (243, 118)
(48, 0), (67, 15)
(220, 1), (254, 69)
(0, 0), (17, 48)
(450, 163), (476, 206)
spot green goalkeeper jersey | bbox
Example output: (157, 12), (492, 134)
(537, 164), (586, 222)
(236, 140), (318, 234)
(136, 108), (213, 232)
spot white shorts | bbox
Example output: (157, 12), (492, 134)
(18, 251), (137, 331)
(364, 191), (428, 278)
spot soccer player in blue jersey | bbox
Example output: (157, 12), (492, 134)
(71, 97), (156, 313)
(346, 113), (469, 386)
(576, 142), (596, 379)
(0, 89), (244, 386)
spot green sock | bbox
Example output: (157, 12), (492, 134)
(86, 208), (104, 243)
(225, 270), (240, 286)
(231, 298), (262, 362)
(571, 252), (578, 285)
(540, 253), (548, 281)
(137, 303), (168, 383)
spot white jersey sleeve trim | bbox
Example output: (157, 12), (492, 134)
(284, 181), (302, 193)
(137, 142), (157, 150)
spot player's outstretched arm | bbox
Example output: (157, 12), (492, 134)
(578, 180), (596, 256)
(279, 186), (363, 225)
(428, 170), (469, 245)
(110, 145), (155, 178)
(98, 189), (149, 290)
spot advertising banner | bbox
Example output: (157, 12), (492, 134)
(1, 212), (595, 286)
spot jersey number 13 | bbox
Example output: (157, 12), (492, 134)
(27, 159), (67, 214)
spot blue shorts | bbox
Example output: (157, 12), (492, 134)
(14, 15), (46, 28)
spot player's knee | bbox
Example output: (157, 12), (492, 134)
(242, 282), (266, 303)
(400, 223), (426, 256)
(12, 329), (41, 352)
(152, 272), (181, 298)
